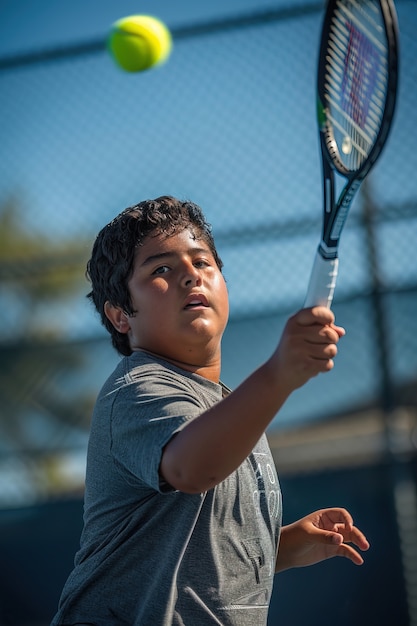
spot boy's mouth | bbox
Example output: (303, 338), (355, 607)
(183, 294), (209, 309)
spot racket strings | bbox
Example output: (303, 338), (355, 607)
(324, 0), (389, 172)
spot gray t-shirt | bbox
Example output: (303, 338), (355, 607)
(51, 351), (282, 626)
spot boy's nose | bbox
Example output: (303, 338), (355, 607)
(181, 265), (201, 288)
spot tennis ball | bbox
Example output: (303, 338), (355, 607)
(108, 15), (172, 73)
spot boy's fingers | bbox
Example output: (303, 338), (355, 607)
(296, 307), (346, 333)
(296, 306), (335, 327)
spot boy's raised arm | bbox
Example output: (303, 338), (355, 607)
(160, 306), (345, 493)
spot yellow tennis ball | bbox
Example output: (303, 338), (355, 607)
(108, 15), (172, 73)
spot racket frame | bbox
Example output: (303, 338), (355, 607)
(305, 0), (399, 308)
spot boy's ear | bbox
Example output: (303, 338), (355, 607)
(104, 301), (130, 334)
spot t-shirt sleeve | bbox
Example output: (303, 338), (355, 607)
(109, 366), (211, 492)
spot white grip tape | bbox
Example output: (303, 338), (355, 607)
(304, 251), (339, 308)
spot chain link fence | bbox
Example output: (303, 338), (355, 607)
(0, 1), (416, 503)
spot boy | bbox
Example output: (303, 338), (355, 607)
(51, 196), (369, 626)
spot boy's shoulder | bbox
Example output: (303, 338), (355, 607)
(101, 350), (223, 404)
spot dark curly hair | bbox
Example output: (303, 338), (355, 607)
(86, 196), (223, 356)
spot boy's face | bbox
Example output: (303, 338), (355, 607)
(114, 228), (229, 372)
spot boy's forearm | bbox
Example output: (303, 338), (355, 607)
(275, 524), (294, 573)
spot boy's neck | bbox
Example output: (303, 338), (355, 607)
(133, 348), (221, 383)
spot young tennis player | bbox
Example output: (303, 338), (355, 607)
(51, 196), (369, 626)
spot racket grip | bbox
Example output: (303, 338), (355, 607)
(304, 250), (339, 308)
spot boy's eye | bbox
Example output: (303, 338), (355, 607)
(194, 259), (210, 268)
(153, 265), (170, 275)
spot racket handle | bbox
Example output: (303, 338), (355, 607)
(304, 249), (339, 308)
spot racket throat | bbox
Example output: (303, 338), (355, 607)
(318, 243), (338, 260)
(322, 177), (362, 248)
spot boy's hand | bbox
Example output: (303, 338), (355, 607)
(276, 508), (370, 572)
(270, 306), (345, 392)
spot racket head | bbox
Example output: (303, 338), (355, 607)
(317, 0), (399, 179)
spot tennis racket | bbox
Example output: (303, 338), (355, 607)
(304, 0), (399, 308)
